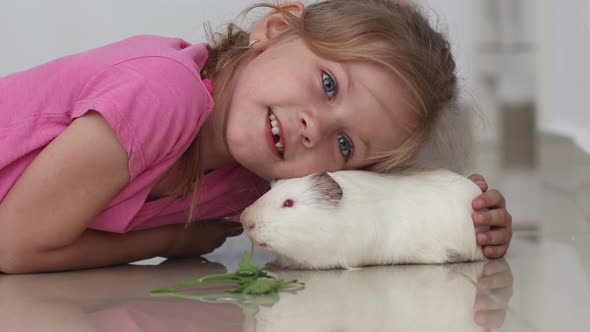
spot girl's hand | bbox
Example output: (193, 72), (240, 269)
(468, 174), (513, 258)
(473, 259), (514, 330)
(164, 219), (244, 259)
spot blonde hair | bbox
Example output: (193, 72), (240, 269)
(169, 0), (461, 222)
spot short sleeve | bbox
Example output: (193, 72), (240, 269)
(71, 57), (213, 181)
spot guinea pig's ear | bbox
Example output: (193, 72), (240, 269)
(309, 172), (343, 207)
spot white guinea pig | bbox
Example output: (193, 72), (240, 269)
(240, 169), (486, 269)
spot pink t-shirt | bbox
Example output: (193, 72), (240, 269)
(0, 35), (269, 233)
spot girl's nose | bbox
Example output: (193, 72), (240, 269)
(300, 112), (322, 148)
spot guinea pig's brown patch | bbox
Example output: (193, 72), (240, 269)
(445, 249), (468, 263)
(309, 172), (343, 207)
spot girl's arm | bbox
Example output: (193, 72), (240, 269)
(1, 220), (241, 274)
(0, 111), (167, 273)
(2, 226), (178, 274)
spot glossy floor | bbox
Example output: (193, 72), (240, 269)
(1, 132), (588, 332)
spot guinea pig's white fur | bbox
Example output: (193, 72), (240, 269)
(240, 169), (486, 269)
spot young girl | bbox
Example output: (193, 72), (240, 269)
(0, 0), (512, 274)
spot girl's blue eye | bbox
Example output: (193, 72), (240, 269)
(338, 133), (353, 161)
(322, 72), (337, 98)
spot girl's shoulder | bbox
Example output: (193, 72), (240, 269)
(104, 35), (211, 77)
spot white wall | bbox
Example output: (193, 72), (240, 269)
(0, 0), (259, 75)
(435, 0), (590, 153)
(540, 0), (590, 153)
(417, 0), (473, 100)
(0, 0), (470, 82)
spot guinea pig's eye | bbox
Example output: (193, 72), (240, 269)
(282, 199), (294, 208)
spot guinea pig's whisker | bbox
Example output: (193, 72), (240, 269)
(223, 215), (241, 222)
(229, 226), (244, 233)
(214, 194), (251, 216)
(225, 200), (241, 215)
(226, 223), (243, 230)
(209, 185), (271, 219)
(225, 205), (243, 216)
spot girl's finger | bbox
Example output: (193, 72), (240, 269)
(477, 228), (511, 246)
(473, 189), (506, 210)
(477, 272), (514, 290)
(488, 285), (515, 302)
(482, 259), (511, 276)
(468, 173), (485, 182)
(483, 245), (509, 258)
(474, 293), (505, 311)
(468, 174), (488, 192)
(474, 309), (507, 329)
(473, 209), (512, 227)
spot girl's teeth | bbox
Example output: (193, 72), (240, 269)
(269, 111), (283, 155)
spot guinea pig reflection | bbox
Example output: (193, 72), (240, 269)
(240, 169), (486, 269)
(247, 260), (513, 332)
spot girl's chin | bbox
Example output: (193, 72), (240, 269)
(255, 169), (276, 182)
(235, 158), (274, 180)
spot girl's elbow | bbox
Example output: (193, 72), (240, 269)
(0, 249), (31, 274)
(0, 239), (47, 274)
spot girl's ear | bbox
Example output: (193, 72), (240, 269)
(249, 2), (304, 45)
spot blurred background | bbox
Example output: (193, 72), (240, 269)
(1, 1), (589, 330)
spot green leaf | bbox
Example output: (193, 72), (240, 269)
(241, 279), (287, 295)
(149, 272), (241, 294)
(149, 239), (305, 297)
(235, 250), (259, 275)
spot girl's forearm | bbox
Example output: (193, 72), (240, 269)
(1, 226), (178, 274)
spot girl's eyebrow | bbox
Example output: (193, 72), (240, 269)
(337, 63), (352, 96)
(336, 63), (371, 163)
(357, 134), (370, 164)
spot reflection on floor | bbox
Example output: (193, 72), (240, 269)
(1, 132), (588, 332)
(466, 132), (590, 331)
